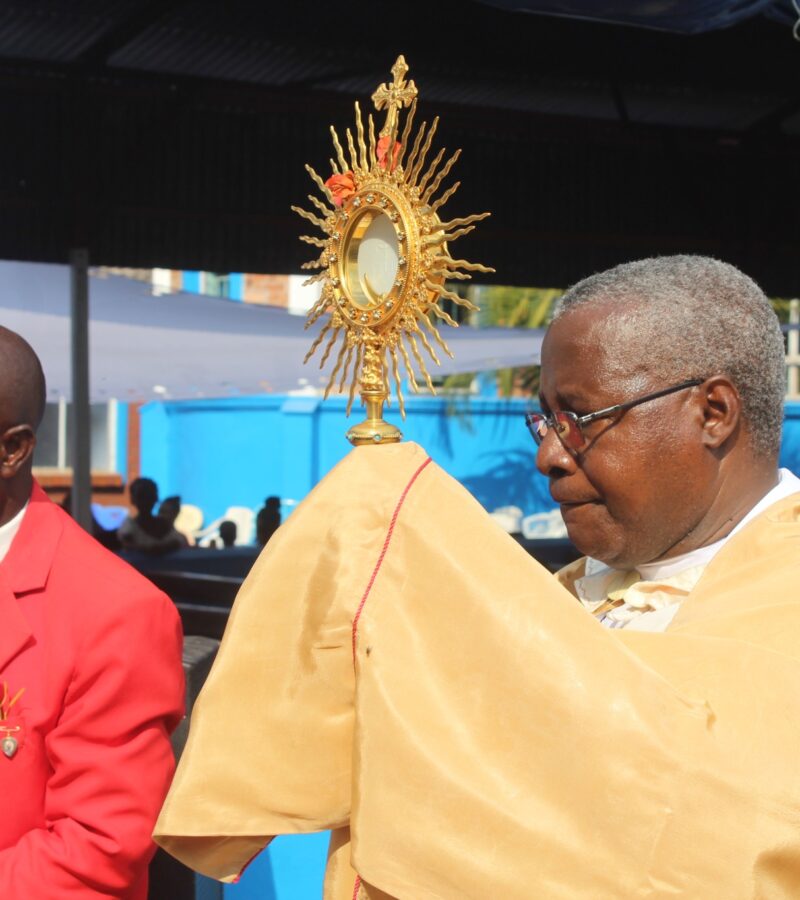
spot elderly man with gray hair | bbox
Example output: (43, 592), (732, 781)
(157, 253), (800, 899)
(529, 254), (798, 629)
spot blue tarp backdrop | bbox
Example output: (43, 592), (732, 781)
(140, 395), (800, 525)
(140, 393), (555, 522)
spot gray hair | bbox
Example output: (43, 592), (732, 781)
(553, 255), (786, 458)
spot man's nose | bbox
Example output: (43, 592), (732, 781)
(535, 427), (578, 477)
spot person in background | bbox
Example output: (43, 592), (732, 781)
(0, 326), (184, 898)
(119, 477), (185, 554)
(255, 495), (281, 547)
(219, 520), (237, 548)
(158, 495), (193, 547)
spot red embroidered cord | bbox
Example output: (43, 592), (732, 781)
(351, 456), (432, 663)
(349, 455), (431, 898)
(233, 844), (268, 882)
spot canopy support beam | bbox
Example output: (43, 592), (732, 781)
(70, 248), (92, 531)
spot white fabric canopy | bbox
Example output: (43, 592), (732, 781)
(0, 261), (543, 402)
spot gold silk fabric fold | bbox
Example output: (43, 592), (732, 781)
(155, 442), (800, 899)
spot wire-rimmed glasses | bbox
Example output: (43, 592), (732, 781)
(525, 379), (703, 450)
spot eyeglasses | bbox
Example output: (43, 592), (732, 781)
(525, 379), (703, 451)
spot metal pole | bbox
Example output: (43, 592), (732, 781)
(70, 248), (92, 531)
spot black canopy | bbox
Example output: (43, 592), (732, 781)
(1, 0), (799, 292)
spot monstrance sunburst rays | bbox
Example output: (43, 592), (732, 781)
(292, 55), (494, 445)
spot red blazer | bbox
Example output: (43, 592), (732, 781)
(0, 483), (184, 898)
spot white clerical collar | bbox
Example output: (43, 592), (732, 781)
(633, 468), (800, 582)
(582, 468), (800, 584)
(584, 468), (800, 585)
(0, 502), (29, 565)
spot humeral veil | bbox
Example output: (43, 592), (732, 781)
(155, 442), (800, 898)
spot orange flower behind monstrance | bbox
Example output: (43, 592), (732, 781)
(376, 136), (401, 172)
(324, 171), (356, 207)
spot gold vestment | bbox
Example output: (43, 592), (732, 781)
(155, 442), (800, 899)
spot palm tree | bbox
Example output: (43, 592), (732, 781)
(441, 284), (561, 398)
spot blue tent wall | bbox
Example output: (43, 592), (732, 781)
(139, 394), (553, 523)
(780, 402), (800, 471)
(141, 396), (800, 526)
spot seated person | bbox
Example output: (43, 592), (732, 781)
(156, 256), (800, 899)
(218, 520), (237, 548)
(158, 495), (193, 547)
(118, 477), (186, 554)
(255, 496), (281, 546)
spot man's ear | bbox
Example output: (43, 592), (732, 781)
(0, 425), (36, 478)
(699, 377), (741, 450)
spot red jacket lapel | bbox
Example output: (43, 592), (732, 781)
(0, 481), (62, 671)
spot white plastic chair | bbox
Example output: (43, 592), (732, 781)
(222, 506), (255, 545)
(175, 503), (203, 537)
(488, 505), (524, 534)
(521, 509), (568, 539)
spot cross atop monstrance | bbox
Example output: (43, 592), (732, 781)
(371, 55), (418, 138)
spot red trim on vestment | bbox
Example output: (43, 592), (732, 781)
(351, 456), (432, 664)
(352, 874), (362, 899)
(234, 844), (268, 882)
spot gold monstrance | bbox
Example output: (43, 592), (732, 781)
(293, 56), (494, 445)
